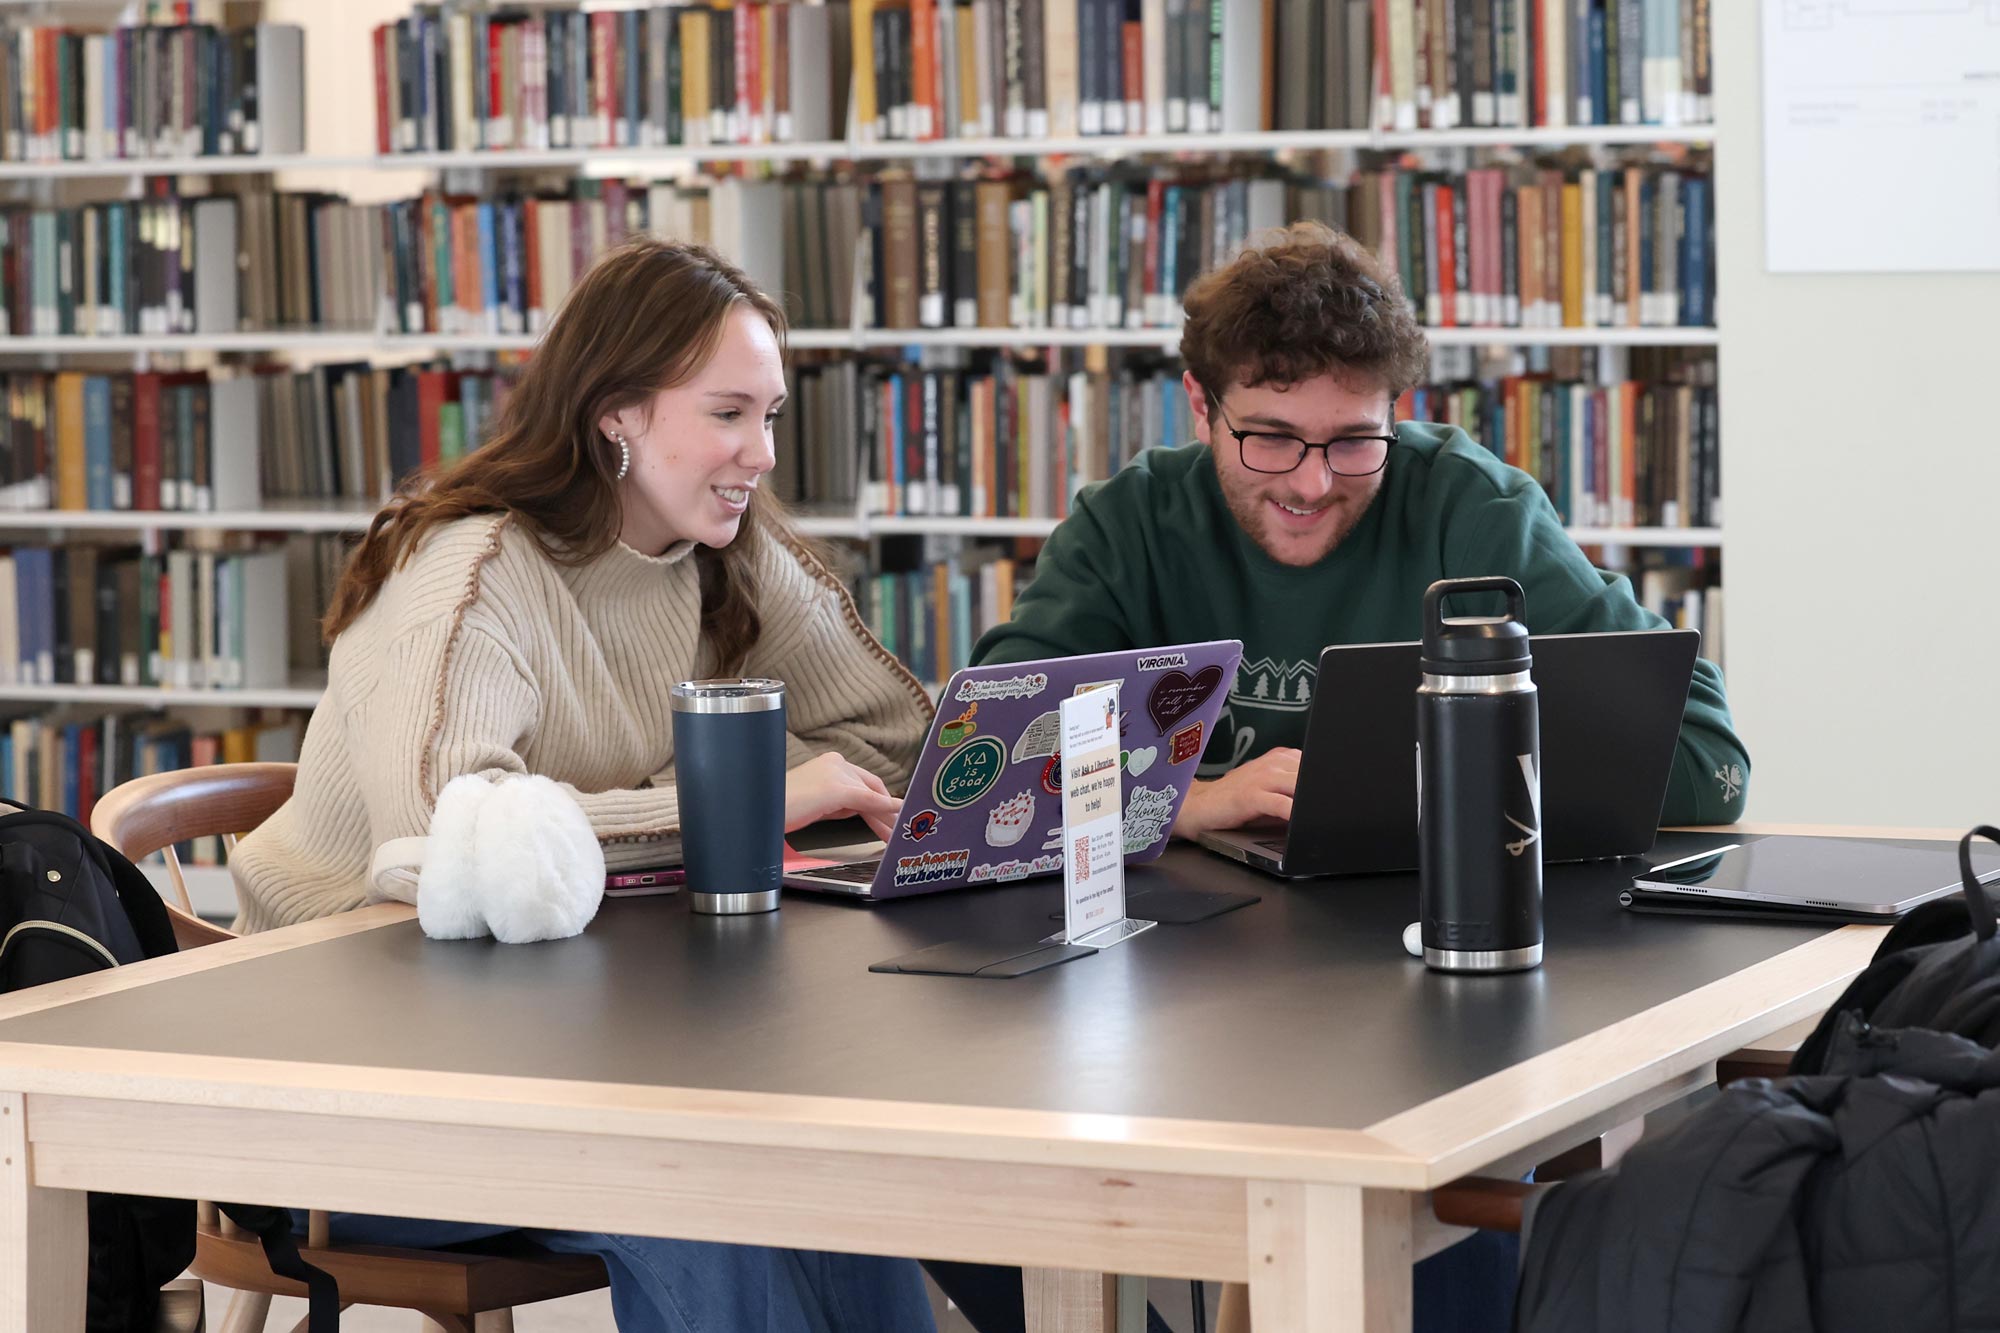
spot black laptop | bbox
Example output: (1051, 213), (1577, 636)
(1198, 629), (1701, 878)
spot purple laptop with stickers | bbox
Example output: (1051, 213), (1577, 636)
(783, 640), (1245, 901)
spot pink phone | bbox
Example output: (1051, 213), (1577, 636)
(604, 867), (686, 894)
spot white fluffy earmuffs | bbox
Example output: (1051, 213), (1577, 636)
(368, 774), (605, 944)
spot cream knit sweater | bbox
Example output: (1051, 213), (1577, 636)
(230, 513), (934, 933)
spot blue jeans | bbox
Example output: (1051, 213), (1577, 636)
(295, 1211), (936, 1333)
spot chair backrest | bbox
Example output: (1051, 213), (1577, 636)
(90, 763), (298, 950)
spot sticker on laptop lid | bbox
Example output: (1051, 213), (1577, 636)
(954, 672), (1048, 703)
(893, 848), (972, 889)
(1169, 721), (1204, 765)
(902, 809), (942, 842)
(985, 791), (1036, 847)
(934, 736), (1006, 810)
(1123, 784), (1178, 853)
(1147, 665), (1224, 734)
(1134, 652), (1189, 671)
(937, 703), (979, 748)
(1012, 710), (1061, 762)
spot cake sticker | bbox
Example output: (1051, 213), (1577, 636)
(1169, 721), (1204, 765)
(893, 848), (971, 888)
(937, 703), (979, 747)
(954, 672), (1048, 703)
(1147, 665), (1224, 734)
(1011, 710), (1062, 762)
(985, 791), (1037, 847)
(902, 809), (942, 842)
(934, 735), (1006, 810)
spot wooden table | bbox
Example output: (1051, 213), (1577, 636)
(0, 825), (1942, 1333)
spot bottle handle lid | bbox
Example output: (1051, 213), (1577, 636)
(1423, 577), (1528, 637)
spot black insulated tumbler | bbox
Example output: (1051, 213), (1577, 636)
(669, 678), (787, 915)
(1416, 577), (1544, 973)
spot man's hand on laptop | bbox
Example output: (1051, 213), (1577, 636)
(785, 752), (904, 841)
(1173, 748), (1300, 841)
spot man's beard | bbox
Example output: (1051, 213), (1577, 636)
(1218, 473), (1378, 568)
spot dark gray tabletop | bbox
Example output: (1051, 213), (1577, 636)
(0, 834), (1841, 1132)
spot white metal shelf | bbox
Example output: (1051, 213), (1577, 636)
(379, 123), (1717, 171)
(0, 676), (326, 708)
(198, 326), (1715, 356)
(0, 152), (378, 180)
(0, 505), (1722, 546)
(0, 505), (380, 532)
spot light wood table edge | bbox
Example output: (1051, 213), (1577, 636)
(0, 1040), (1430, 1189)
(26, 1092), (1258, 1283)
(0, 903), (415, 1023)
(1366, 922), (1881, 1188)
(1665, 822), (1965, 841)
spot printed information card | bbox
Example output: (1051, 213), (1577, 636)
(1059, 684), (1153, 948)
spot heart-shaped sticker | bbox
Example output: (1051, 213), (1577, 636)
(1126, 746), (1157, 776)
(1147, 665), (1223, 734)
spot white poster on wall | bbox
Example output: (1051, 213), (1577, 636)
(1763, 0), (2000, 272)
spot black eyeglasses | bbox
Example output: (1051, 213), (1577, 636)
(1208, 397), (1396, 477)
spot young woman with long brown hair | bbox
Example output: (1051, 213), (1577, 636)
(230, 238), (938, 1331)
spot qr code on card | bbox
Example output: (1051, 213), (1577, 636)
(1072, 834), (1091, 879)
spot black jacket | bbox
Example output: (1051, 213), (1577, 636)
(1517, 828), (2000, 1333)
(1516, 1016), (2000, 1333)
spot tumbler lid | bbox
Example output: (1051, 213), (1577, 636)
(1419, 578), (1532, 676)
(670, 678), (786, 713)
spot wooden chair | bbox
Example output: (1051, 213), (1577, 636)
(92, 764), (609, 1333)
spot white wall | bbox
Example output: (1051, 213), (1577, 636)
(1715, 2), (2000, 827)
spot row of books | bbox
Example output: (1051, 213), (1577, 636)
(0, 708), (302, 859)
(367, 158), (1713, 343)
(822, 346), (1721, 526)
(373, 2), (850, 154)
(857, 552), (1027, 690)
(370, 0), (1713, 153)
(0, 188), (378, 339)
(1619, 547), (1721, 664)
(1407, 372), (1719, 530)
(0, 363), (513, 515)
(0, 543), (290, 691)
(1295, 162), (1714, 329)
(1375, 0), (1711, 132)
(0, 20), (303, 163)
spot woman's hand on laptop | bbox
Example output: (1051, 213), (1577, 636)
(785, 752), (905, 841)
(1172, 748), (1300, 841)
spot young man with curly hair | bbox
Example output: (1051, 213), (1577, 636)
(973, 220), (1750, 836)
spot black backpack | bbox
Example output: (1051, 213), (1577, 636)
(0, 798), (341, 1333)
(1791, 825), (2000, 1075)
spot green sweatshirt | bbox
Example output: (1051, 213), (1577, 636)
(970, 424), (1750, 825)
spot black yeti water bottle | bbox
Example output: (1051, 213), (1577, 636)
(1416, 577), (1544, 973)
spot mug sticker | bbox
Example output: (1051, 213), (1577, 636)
(1147, 665), (1224, 734)
(893, 848), (971, 888)
(1012, 710), (1062, 762)
(934, 736), (1007, 810)
(1169, 721), (1204, 765)
(937, 703), (979, 748)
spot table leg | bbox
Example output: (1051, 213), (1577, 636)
(1023, 1269), (1144, 1333)
(1246, 1182), (1412, 1333)
(0, 1093), (87, 1332)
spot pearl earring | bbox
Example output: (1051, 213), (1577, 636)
(612, 431), (630, 481)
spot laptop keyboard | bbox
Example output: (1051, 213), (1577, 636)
(805, 861), (882, 884)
